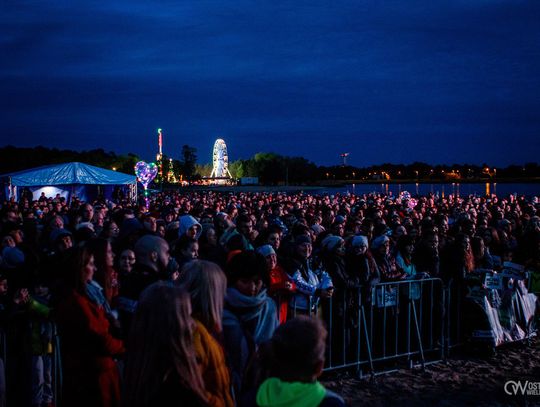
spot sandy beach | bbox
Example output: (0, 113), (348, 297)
(322, 338), (540, 406)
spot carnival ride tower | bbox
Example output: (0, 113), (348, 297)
(156, 128), (164, 179)
(210, 139), (232, 179)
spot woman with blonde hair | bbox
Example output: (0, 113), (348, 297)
(122, 282), (208, 407)
(178, 260), (234, 407)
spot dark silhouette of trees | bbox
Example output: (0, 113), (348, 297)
(179, 145), (197, 181)
(0, 146), (538, 185)
(0, 145), (140, 174)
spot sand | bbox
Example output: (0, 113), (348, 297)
(322, 338), (540, 406)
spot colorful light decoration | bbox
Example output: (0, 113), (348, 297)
(400, 191), (411, 201)
(399, 191), (417, 209)
(157, 128), (163, 179)
(135, 161), (158, 208)
(135, 161), (158, 188)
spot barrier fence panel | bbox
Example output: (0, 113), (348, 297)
(53, 323), (62, 407)
(446, 270), (538, 350)
(0, 329), (5, 407)
(6, 275), (536, 402)
(320, 278), (445, 376)
(445, 279), (465, 353)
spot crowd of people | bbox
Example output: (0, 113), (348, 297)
(0, 188), (539, 407)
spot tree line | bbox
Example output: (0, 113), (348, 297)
(0, 145), (538, 185)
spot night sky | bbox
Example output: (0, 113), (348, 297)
(1, 1), (539, 167)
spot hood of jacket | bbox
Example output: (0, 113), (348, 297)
(256, 378), (326, 407)
(178, 215), (202, 240)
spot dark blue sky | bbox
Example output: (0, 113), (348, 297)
(1, 1), (539, 167)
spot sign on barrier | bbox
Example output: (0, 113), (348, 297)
(484, 273), (502, 290)
(373, 285), (397, 307)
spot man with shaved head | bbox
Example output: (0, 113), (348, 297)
(117, 235), (171, 336)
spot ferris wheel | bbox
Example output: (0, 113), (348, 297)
(210, 138), (232, 178)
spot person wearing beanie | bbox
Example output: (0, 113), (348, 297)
(320, 234), (358, 364)
(118, 217), (144, 241)
(371, 235), (390, 251)
(351, 235), (369, 249)
(320, 236), (348, 288)
(311, 224), (325, 237)
(346, 234), (380, 303)
(328, 216), (346, 238)
(371, 235), (405, 281)
(320, 235), (344, 254)
(142, 214), (158, 235)
(257, 245), (296, 324)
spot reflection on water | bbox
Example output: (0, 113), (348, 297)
(337, 183), (539, 197)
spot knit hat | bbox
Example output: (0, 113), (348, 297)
(166, 221), (180, 231)
(216, 212), (228, 220)
(294, 234), (312, 246)
(256, 244), (276, 258)
(321, 235), (344, 252)
(334, 215), (346, 224)
(49, 228), (72, 244)
(118, 218), (144, 240)
(351, 235), (369, 248)
(371, 235), (390, 250)
(76, 221), (95, 231)
(311, 224), (325, 235)
(1, 247), (25, 269)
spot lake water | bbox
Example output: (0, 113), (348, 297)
(316, 183), (540, 198)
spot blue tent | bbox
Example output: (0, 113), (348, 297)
(1, 162), (137, 202)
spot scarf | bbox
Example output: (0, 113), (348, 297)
(86, 280), (113, 315)
(223, 287), (277, 344)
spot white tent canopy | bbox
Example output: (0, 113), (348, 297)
(2, 162), (137, 202)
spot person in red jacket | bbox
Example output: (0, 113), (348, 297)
(257, 245), (296, 324)
(54, 246), (125, 407)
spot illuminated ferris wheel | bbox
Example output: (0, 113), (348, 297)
(210, 138), (232, 178)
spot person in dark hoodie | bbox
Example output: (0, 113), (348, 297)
(178, 215), (202, 241)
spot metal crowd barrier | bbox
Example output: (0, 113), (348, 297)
(0, 323), (62, 407)
(444, 279), (465, 353)
(290, 278), (447, 376)
(12, 273), (539, 402)
(0, 329), (6, 371)
(52, 323), (62, 407)
(0, 329), (5, 407)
